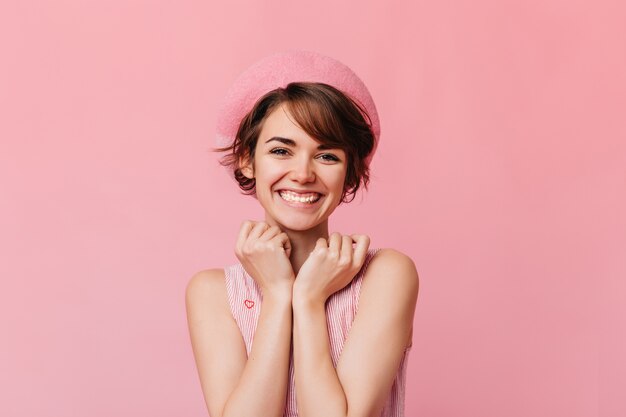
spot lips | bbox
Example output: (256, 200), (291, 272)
(277, 189), (323, 204)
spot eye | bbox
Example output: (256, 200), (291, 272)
(318, 153), (340, 162)
(269, 147), (290, 156)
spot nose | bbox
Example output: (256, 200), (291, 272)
(290, 155), (316, 183)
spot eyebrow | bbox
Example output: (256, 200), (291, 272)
(265, 136), (336, 151)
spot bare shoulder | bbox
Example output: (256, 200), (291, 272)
(185, 268), (230, 319)
(186, 268), (225, 295)
(365, 248), (420, 295)
(335, 248), (418, 397)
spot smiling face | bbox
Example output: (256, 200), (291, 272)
(240, 104), (347, 232)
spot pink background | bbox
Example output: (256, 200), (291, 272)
(1, 1), (624, 416)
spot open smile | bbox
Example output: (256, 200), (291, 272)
(275, 189), (324, 208)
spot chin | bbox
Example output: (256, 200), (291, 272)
(272, 215), (324, 233)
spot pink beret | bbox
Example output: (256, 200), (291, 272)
(215, 50), (380, 165)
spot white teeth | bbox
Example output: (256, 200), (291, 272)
(278, 190), (321, 204)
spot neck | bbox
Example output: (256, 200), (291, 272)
(265, 215), (329, 275)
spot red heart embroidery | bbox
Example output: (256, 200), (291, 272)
(244, 299), (254, 309)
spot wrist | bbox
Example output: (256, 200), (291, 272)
(262, 282), (294, 303)
(292, 287), (326, 309)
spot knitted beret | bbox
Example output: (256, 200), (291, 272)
(215, 50), (380, 165)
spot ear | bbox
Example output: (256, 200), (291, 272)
(239, 155), (254, 179)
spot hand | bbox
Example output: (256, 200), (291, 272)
(293, 233), (370, 304)
(235, 220), (295, 298)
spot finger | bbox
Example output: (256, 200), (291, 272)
(351, 234), (370, 267)
(248, 221), (269, 239)
(328, 232), (342, 254)
(270, 232), (292, 258)
(236, 220), (254, 251)
(272, 232), (291, 252)
(260, 225), (281, 241)
(340, 235), (353, 263)
(282, 234), (292, 258)
(314, 237), (328, 252)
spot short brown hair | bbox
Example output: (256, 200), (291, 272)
(215, 82), (375, 203)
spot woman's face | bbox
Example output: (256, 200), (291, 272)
(241, 104), (347, 232)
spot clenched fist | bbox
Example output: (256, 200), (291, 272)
(235, 220), (295, 298)
(293, 233), (370, 304)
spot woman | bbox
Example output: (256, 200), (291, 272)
(186, 51), (419, 417)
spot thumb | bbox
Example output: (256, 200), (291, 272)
(284, 239), (292, 258)
(315, 237), (328, 251)
(275, 232), (292, 258)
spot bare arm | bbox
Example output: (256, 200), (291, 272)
(186, 268), (293, 417)
(292, 246), (419, 417)
(186, 221), (296, 417)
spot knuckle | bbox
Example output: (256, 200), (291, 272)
(267, 244), (278, 253)
(268, 226), (280, 233)
(313, 247), (326, 256)
(337, 258), (350, 268)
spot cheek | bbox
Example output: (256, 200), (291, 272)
(337, 166), (349, 186)
(324, 169), (348, 193)
(254, 161), (284, 189)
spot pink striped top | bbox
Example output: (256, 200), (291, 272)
(224, 248), (411, 417)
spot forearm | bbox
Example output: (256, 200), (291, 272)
(292, 296), (348, 417)
(222, 290), (292, 417)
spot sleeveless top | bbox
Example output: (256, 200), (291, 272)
(224, 248), (411, 417)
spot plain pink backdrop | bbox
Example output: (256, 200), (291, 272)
(1, 1), (624, 416)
